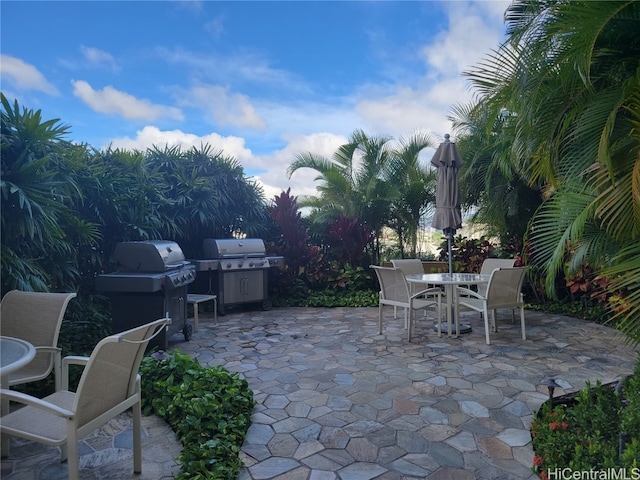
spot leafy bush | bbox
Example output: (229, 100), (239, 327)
(139, 351), (255, 480)
(531, 361), (640, 478)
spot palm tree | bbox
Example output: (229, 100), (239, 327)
(449, 102), (542, 248)
(288, 129), (436, 263)
(288, 129), (396, 264)
(463, 0), (640, 342)
(386, 132), (438, 257)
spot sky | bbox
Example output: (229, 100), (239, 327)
(1, 0), (510, 200)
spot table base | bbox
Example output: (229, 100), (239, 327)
(433, 323), (472, 335)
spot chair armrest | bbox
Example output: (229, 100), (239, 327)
(0, 389), (74, 419)
(33, 347), (63, 391)
(33, 346), (62, 354)
(61, 356), (89, 391)
(456, 287), (483, 300)
(411, 287), (441, 300)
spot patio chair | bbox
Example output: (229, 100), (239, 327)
(390, 259), (424, 276)
(371, 266), (441, 341)
(390, 259), (427, 310)
(455, 267), (527, 344)
(479, 258), (522, 322)
(0, 290), (77, 391)
(478, 258), (516, 295)
(0, 318), (169, 480)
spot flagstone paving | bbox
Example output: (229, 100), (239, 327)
(2, 306), (637, 479)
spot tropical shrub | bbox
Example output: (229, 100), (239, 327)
(0, 94), (100, 294)
(139, 351), (255, 480)
(531, 362), (640, 478)
(438, 235), (497, 273)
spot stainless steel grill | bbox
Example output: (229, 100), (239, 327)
(190, 238), (283, 315)
(95, 240), (196, 349)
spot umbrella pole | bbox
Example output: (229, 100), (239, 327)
(446, 229), (454, 274)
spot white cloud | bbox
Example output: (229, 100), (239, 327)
(72, 80), (184, 121)
(79, 46), (119, 71)
(355, 85), (457, 139)
(425, 1), (508, 77)
(105, 125), (253, 163)
(157, 47), (310, 94)
(353, 1), (507, 139)
(253, 132), (347, 200)
(180, 84), (266, 130)
(0, 55), (59, 95)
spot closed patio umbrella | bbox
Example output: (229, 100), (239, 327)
(430, 134), (463, 274)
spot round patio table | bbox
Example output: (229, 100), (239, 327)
(406, 273), (491, 336)
(1, 335), (36, 455)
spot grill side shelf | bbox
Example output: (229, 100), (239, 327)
(95, 273), (165, 293)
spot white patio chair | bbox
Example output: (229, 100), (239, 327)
(478, 258), (516, 295)
(455, 267), (527, 344)
(0, 290), (77, 391)
(390, 258), (427, 312)
(390, 259), (425, 276)
(479, 258), (523, 322)
(371, 265), (441, 341)
(0, 318), (169, 480)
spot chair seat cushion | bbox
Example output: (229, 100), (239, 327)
(1, 391), (75, 444)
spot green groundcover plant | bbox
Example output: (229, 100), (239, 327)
(139, 351), (255, 480)
(531, 360), (640, 479)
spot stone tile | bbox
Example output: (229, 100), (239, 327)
(429, 467), (476, 480)
(497, 428), (531, 447)
(294, 440), (325, 460)
(248, 457), (299, 479)
(477, 435), (513, 459)
(345, 437), (378, 462)
(337, 462), (388, 480)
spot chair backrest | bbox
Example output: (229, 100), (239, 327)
(73, 319), (168, 428)
(480, 258), (516, 276)
(485, 267), (527, 308)
(371, 266), (410, 305)
(0, 290), (77, 377)
(390, 259), (424, 276)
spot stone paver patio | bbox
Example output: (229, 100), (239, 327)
(2, 306), (637, 479)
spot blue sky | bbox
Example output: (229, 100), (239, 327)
(1, 0), (509, 199)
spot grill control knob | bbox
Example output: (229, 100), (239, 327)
(249, 262), (254, 268)
(226, 263), (232, 269)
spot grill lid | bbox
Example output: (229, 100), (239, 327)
(203, 238), (266, 259)
(114, 240), (187, 272)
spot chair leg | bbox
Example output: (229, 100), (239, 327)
(483, 307), (491, 344)
(407, 309), (413, 341)
(378, 304), (383, 335)
(133, 399), (142, 473)
(67, 430), (79, 480)
(520, 306), (526, 340)
(193, 303), (199, 332)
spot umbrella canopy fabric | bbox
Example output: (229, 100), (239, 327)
(430, 134), (463, 234)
